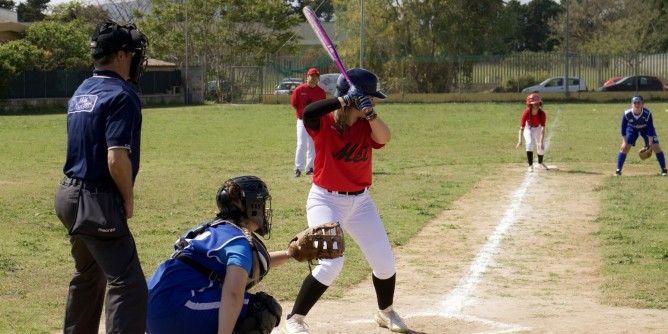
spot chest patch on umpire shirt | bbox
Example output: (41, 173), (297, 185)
(68, 95), (98, 113)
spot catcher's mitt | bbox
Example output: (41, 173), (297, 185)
(287, 222), (345, 263)
(639, 146), (653, 160)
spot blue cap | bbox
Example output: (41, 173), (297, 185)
(631, 96), (643, 103)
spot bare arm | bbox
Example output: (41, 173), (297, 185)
(108, 148), (134, 218)
(516, 128), (524, 149)
(369, 116), (391, 144)
(217, 265), (248, 334)
(268, 250), (292, 269)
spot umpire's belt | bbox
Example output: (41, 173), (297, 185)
(326, 188), (368, 196)
(61, 176), (116, 193)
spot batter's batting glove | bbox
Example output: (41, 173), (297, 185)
(341, 85), (364, 106)
(357, 96), (373, 112)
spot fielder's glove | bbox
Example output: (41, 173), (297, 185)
(287, 222), (345, 264)
(639, 146), (653, 160)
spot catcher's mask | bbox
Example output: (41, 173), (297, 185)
(526, 93), (542, 107)
(91, 20), (149, 84)
(335, 68), (387, 99)
(216, 176), (273, 237)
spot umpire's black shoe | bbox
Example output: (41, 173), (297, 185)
(305, 168), (314, 176)
(294, 169), (301, 177)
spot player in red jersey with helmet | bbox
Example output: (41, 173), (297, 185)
(281, 68), (408, 334)
(517, 93), (548, 172)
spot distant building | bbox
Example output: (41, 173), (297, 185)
(0, 8), (29, 44)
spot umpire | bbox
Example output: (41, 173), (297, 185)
(54, 20), (149, 334)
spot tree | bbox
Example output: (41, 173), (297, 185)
(16, 0), (49, 22)
(0, 40), (42, 89)
(135, 0), (301, 81)
(551, 0), (662, 54)
(23, 20), (92, 70)
(290, 0), (335, 22)
(0, 0), (16, 10)
(49, 2), (110, 23)
(332, 0), (511, 93)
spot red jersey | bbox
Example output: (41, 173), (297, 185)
(291, 83), (326, 119)
(306, 113), (385, 191)
(519, 108), (546, 128)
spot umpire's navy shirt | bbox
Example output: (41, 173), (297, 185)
(63, 69), (142, 184)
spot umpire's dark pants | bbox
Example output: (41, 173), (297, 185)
(54, 177), (147, 334)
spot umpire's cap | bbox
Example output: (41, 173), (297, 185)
(90, 21), (147, 59)
(335, 68), (387, 99)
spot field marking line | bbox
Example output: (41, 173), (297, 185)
(402, 108), (563, 332)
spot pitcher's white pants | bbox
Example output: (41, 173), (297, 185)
(294, 119), (315, 172)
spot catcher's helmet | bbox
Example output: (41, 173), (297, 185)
(335, 68), (387, 99)
(216, 176), (273, 237)
(526, 93), (542, 107)
(90, 20), (149, 83)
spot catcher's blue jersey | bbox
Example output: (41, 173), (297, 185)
(147, 223), (253, 318)
(621, 107), (656, 138)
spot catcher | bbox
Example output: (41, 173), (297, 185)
(146, 176), (344, 334)
(614, 96), (668, 176)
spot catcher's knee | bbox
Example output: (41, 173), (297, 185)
(311, 257), (344, 286)
(235, 292), (282, 334)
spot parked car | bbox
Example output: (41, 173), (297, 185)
(274, 78), (303, 95)
(318, 73), (340, 95)
(597, 75), (665, 92)
(522, 76), (587, 93)
(603, 77), (623, 87)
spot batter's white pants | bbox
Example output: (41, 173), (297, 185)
(294, 119), (315, 172)
(306, 184), (396, 286)
(523, 126), (545, 155)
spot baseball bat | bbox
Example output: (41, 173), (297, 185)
(302, 6), (352, 85)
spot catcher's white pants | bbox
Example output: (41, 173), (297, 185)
(306, 184), (396, 286)
(523, 126), (545, 155)
(294, 119), (315, 172)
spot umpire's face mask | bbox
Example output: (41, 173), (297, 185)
(128, 30), (148, 85)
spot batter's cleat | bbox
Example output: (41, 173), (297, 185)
(527, 165), (534, 172)
(375, 306), (408, 333)
(294, 169), (301, 178)
(305, 168), (314, 176)
(282, 314), (310, 334)
(662, 169), (667, 176)
(614, 170), (622, 176)
(539, 162), (549, 170)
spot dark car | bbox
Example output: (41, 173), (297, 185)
(603, 77), (623, 87)
(597, 75), (665, 92)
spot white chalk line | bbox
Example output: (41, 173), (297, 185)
(342, 109), (563, 333)
(402, 108), (560, 332)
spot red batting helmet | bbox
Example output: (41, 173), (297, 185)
(526, 93), (542, 107)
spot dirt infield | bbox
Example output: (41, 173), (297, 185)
(89, 164), (667, 334)
(271, 164), (668, 334)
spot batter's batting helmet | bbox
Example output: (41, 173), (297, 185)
(216, 176), (273, 237)
(526, 93), (542, 107)
(335, 68), (387, 99)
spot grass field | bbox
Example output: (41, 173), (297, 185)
(1, 101), (667, 332)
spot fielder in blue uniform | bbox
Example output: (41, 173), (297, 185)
(615, 96), (668, 176)
(147, 176), (293, 334)
(54, 21), (149, 333)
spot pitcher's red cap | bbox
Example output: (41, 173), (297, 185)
(307, 68), (320, 76)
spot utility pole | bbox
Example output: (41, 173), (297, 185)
(564, 0), (570, 96)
